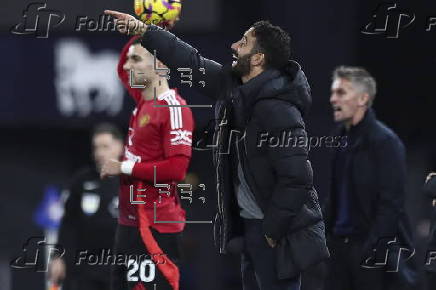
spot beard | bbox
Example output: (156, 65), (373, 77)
(231, 53), (252, 77)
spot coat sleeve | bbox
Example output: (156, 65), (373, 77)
(367, 135), (406, 243)
(255, 100), (314, 241)
(141, 25), (222, 99)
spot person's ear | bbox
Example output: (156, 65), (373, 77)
(358, 93), (370, 107)
(251, 53), (265, 67)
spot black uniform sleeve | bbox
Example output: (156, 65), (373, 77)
(141, 25), (223, 99)
(57, 181), (82, 266)
(255, 100), (313, 241)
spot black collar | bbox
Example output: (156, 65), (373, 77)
(342, 109), (376, 149)
(348, 109), (376, 136)
(238, 69), (281, 104)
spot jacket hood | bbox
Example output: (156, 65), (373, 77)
(118, 36), (143, 101)
(239, 60), (312, 116)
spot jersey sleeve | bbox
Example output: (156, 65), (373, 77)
(161, 99), (194, 158)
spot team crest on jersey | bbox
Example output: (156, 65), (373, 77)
(139, 114), (150, 127)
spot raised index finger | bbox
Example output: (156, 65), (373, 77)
(104, 10), (126, 19)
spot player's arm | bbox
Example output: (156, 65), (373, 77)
(101, 103), (194, 182)
(121, 155), (189, 182)
(105, 10), (222, 99)
(100, 156), (189, 182)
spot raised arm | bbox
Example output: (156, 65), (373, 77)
(105, 10), (222, 99)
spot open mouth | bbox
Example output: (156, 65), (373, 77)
(232, 54), (238, 64)
(332, 106), (342, 112)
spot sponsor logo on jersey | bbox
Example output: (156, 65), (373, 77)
(170, 129), (192, 146)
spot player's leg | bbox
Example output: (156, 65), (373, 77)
(129, 228), (183, 290)
(111, 224), (134, 290)
(111, 223), (182, 290)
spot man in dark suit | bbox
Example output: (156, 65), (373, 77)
(324, 66), (417, 290)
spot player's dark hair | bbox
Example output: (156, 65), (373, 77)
(333, 66), (377, 107)
(92, 123), (123, 141)
(251, 21), (291, 70)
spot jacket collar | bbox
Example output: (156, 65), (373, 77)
(348, 108), (376, 136)
(239, 68), (281, 102)
(344, 108), (376, 149)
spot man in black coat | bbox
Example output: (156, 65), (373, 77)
(104, 10), (329, 290)
(324, 66), (417, 290)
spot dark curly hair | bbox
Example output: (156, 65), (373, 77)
(251, 21), (291, 70)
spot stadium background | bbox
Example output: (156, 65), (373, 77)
(1, 0), (436, 289)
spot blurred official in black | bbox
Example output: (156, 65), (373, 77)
(424, 172), (436, 288)
(324, 66), (417, 290)
(48, 123), (123, 290)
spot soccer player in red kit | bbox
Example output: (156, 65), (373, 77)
(100, 36), (194, 290)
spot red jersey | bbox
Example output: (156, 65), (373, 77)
(119, 90), (193, 232)
(117, 37), (193, 233)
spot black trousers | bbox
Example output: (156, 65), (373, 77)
(241, 219), (301, 290)
(66, 278), (109, 290)
(324, 235), (385, 290)
(111, 224), (182, 290)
